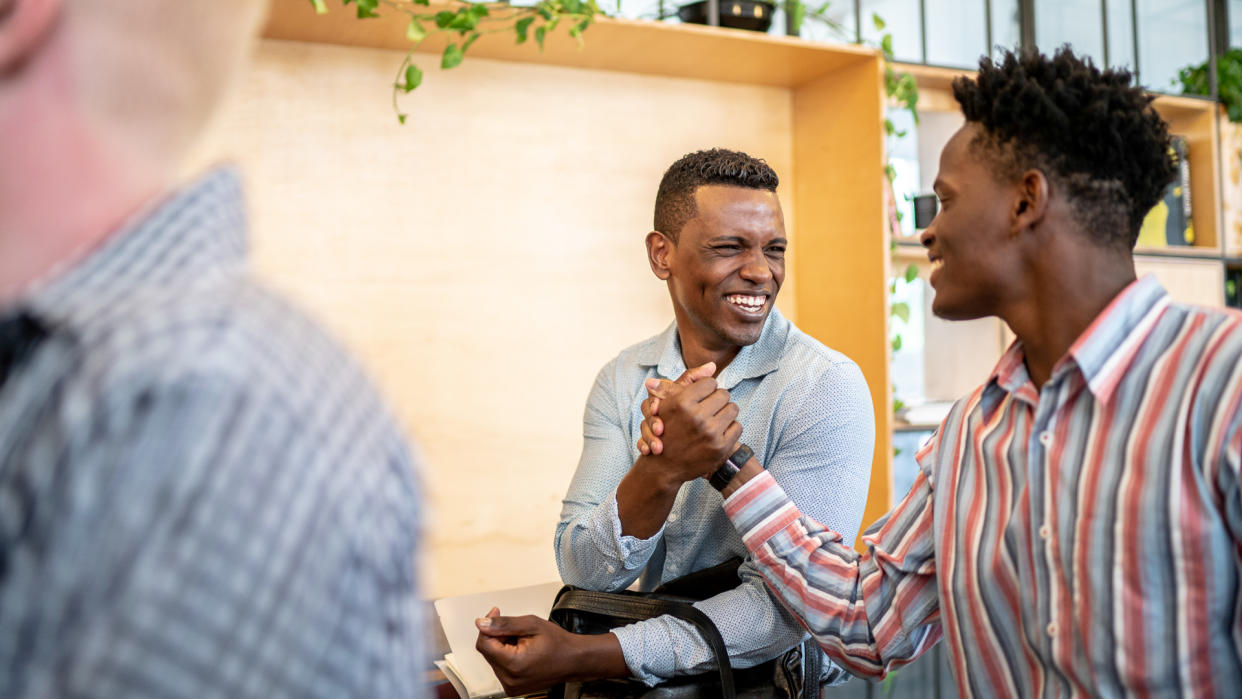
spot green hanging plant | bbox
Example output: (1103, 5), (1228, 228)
(309, 0), (605, 124)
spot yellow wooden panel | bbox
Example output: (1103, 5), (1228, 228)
(791, 56), (892, 539)
(264, 0), (876, 88)
(1134, 257), (1226, 307)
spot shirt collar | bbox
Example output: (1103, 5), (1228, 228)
(20, 167), (248, 336)
(1065, 274), (1169, 403)
(638, 307), (788, 389)
(982, 274), (1170, 406)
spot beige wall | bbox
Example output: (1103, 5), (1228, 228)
(187, 39), (796, 598)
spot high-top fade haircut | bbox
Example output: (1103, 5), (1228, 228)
(653, 148), (779, 242)
(952, 47), (1178, 249)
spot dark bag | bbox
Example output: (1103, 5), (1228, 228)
(547, 557), (821, 699)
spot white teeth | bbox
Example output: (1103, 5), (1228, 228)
(726, 294), (765, 310)
(931, 259), (944, 270)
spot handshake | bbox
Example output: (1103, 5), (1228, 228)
(635, 361), (746, 487)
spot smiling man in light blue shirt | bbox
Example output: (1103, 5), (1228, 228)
(476, 148), (874, 696)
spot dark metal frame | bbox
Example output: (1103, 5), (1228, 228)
(826, 0), (1222, 98)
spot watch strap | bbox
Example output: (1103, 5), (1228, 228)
(709, 443), (754, 492)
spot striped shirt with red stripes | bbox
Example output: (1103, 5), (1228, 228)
(724, 275), (1242, 697)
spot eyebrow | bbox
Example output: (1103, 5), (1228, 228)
(705, 235), (788, 245)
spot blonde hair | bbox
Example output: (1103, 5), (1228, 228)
(64, 0), (268, 170)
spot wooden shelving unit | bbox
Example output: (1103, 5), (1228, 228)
(261, 0), (898, 534)
(896, 61), (1225, 261)
(264, 4), (877, 87)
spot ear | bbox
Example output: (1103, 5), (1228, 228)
(0, 0), (63, 72)
(646, 231), (674, 281)
(1012, 169), (1050, 235)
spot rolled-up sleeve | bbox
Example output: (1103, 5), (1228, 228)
(555, 365), (663, 592)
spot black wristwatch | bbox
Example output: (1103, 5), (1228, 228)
(709, 443), (754, 492)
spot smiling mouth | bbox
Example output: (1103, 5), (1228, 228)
(725, 293), (768, 314)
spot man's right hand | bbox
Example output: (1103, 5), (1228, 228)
(637, 363), (714, 457)
(475, 607), (628, 695)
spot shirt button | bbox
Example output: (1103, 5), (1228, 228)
(668, 513), (678, 523)
(1039, 431), (1052, 446)
(1047, 623), (1058, 637)
(1039, 525), (1050, 540)
(606, 564), (616, 573)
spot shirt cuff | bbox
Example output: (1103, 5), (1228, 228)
(609, 623), (672, 686)
(722, 470), (803, 553)
(604, 490), (664, 570)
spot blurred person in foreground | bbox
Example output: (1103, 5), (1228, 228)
(641, 47), (1242, 696)
(0, 2), (424, 696)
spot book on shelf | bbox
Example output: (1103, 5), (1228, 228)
(1137, 135), (1194, 248)
(434, 580), (564, 698)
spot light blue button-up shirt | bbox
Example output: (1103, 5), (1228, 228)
(555, 308), (874, 685)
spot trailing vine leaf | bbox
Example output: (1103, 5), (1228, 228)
(406, 18), (427, 42)
(311, 0), (606, 122)
(891, 301), (911, 324)
(344, 0), (380, 18)
(904, 263), (918, 283)
(441, 42), (465, 69)
(403, 63), (423, 92)
(515, 16), (535, 43)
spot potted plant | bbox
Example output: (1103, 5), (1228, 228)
(675, 0), (776, 32)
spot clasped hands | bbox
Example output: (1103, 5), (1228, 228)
(634, 361), (743, 482)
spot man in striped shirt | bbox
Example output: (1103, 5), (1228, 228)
(0, 2), (424, 697)
(643, 47), (1242, 696)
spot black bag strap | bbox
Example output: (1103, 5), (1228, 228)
(801, 637), (820, 696)
(550, 588), (736, 699)
(651, 556), (743, 599)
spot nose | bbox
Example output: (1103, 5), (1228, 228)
(919, 223), (935, 250)
(739, 249), (773, 284)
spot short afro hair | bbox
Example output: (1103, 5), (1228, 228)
(654, 148), (779, 241)
(952, 47), (1178, 249)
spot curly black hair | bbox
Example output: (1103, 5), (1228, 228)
(654, 148), (779, 241)
(952, 46), (1177, 249)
